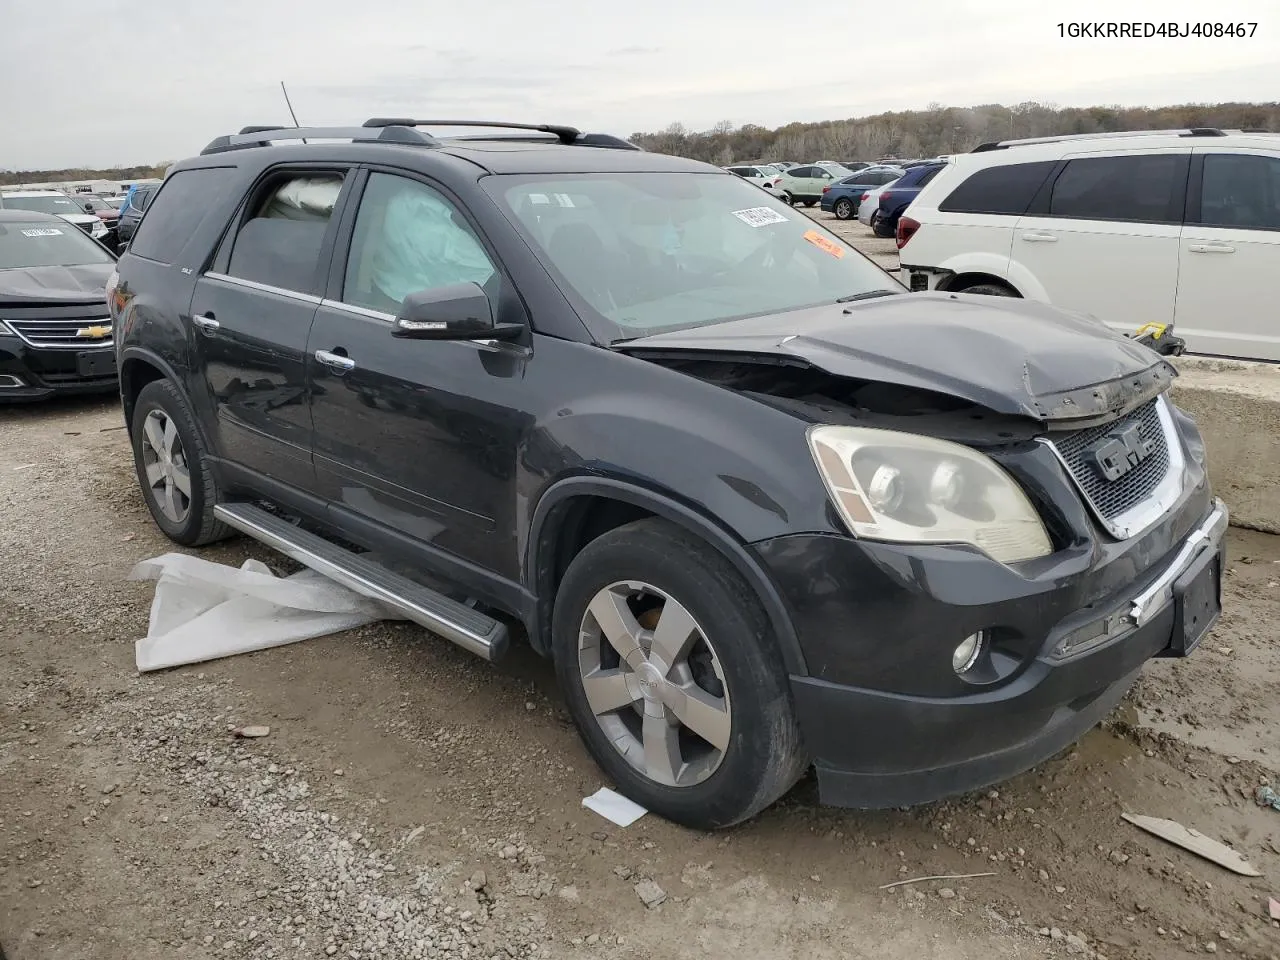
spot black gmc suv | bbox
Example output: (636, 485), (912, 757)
(110, 119), (1226, 829)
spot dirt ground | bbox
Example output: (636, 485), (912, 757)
(3, 221), (1279, 960)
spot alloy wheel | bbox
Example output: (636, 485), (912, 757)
(577, 580), (732, 787)
(140, 409), (192, 524)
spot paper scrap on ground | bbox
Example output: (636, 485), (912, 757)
(582, 787), (648, 827)
(130, 552), (402, 672)
(1121, 812), (1262, 877)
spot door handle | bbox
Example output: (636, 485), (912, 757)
(314, 349), (356, 374)
(1187, 243), (1235, 254)
(192, 314), (220, 335)
(1021, 232), (1058, 242)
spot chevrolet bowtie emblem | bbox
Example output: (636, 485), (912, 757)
(76, 325), (112, 339)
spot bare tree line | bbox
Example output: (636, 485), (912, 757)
(630, 101), (1280, 163)
(0, 161), (167, 184)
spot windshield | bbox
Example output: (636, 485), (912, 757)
(2, 195), (87, 217)
(0, 220), (114, 269)
(488, 173), (901, 340)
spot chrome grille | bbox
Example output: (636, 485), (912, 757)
(1047, 399), (1175, 531)
(7, 316), (113, 348)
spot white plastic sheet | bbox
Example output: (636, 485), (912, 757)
(130, 552), (401, 673)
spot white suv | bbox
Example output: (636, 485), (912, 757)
(897, 129), (1280, 362)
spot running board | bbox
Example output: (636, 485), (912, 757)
(213, 502), (509, 661)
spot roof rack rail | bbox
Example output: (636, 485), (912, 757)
(441, 131), (643, 151)
(363, 118), (584, 145)
(970, 128), (1230, 152)
(360, 119), (643, 150)
(199, 124), (439, 156)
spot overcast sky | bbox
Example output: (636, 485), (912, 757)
(3, 0), (1277, 169)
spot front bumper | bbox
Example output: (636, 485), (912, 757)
(0, 335), (118, 402)
(755, 495), (1227, 809)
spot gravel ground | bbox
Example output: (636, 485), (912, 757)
(3, 224), (1279, 960)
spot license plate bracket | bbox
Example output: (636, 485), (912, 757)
(1165, 548), (1222, 657)
(77, 350), (116, 378)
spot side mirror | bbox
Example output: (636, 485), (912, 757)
(391, 281), (523, 341)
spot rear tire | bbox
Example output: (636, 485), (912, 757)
(802, 200), (817, 208)
(957, 282), (1019, 297)
(552, 519), (808, 830)
(129, 379), (230, 546)
(833, 198), (854, 220)
(873, 213), (895, 238)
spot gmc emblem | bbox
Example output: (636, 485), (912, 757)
(1089, 422), (1156, 482)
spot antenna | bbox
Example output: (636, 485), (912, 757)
(280, 81), (305, 144)
(280, 81), (301, 127)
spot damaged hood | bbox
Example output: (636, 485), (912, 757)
(616, 292), (1176, 422)
(0, 263), (113, 305)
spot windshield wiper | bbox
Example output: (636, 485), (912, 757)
(836, 289), (899, 303)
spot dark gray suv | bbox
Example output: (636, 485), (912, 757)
(109, 119), (1226, 828)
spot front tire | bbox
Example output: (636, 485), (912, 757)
(802, 199), (817, 208)
(780, 192), (794, 206)
(130, 379), (229, 546)
(833, 198), (854, 220)
(552, 519), (808, 829)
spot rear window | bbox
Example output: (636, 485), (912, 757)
(0, 220), (114, 269)
(128, 168), (236, 263)
(938, 161), (1058, 216)
(1048, 154), (1184, 224)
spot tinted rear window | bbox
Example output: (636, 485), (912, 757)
(129, 168), (236, 263)
(938, 161), (1057, 215)
(898, 164), (944, 187)
(1048, 154), (1184, 223)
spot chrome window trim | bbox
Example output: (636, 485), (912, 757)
(1038, 394), (1186, 540)
(319, 298), (394, 323)
(317, 298), (507, 350)
(203, 271), (323, 305)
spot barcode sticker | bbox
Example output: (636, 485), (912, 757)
(732, 206), (788, 228)
(21, 228), (63, 237)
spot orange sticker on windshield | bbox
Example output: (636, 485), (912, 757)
(803, 229), (845, 259)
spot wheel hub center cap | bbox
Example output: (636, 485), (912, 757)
(636, 662), (664, 699)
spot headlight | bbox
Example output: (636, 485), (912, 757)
(808, 425), (1053, 564)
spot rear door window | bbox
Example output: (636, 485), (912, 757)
(224, 172), (346, 294)
(1198, 153), (1280, 231)
(128, 167), (237, 263)
(1048, 154), (1185, 223)
(937, 161), (1057, 215)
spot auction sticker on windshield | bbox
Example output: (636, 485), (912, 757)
(21, 228), (63, 237)
(803, 229), (845, 259)
(732, 207), (788, 228)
